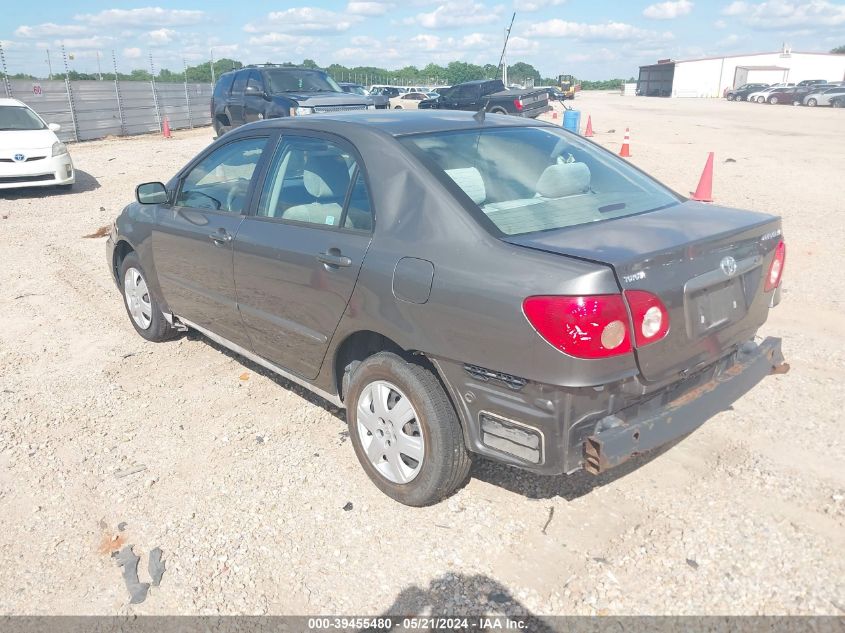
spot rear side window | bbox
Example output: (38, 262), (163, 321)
(400, 127), (679, 236)
(213, 73), (235, 99)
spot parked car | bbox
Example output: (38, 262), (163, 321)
(764, 86), (814, 104)
(803, 85), (845, 107)
(418, 79), (550, 117)
(831, 95), (845, 108)
(0, 98), (74, 191)
(107, 110), (787, 506)
(725, 83), (769, 101)
(389, 92), (430, 109)
(369, 86), (403, 99)
(339, 82), (388, 109)
(747, 84), (795, 103)
(796, 79), (827, 87)
(211, 65), (371, 136)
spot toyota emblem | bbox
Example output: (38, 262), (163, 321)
(720, 256), (738, 277)
(13, 153), (25, 162)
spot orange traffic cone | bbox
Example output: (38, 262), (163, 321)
(162, 117), (172, 139)
(691, 152), (714, 202)
(619, 128), (631, 157)
(584, 115), (594, 137)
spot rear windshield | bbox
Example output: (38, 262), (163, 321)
(0, 106), (46, 131)
(264, 69), (342, 94)
(399, 126), (680, 236)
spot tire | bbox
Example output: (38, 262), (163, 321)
(726, 94), (734, 101)
(757, 96), (765, 103)
(807, 98), (817, 107)
(768, 96), (779, 104)
(213, 120), (227, 138)
(345, 352), (471, 506)
(119, 252), (177, 342)
(833, 99), (844, 109)
(394, 105), (403, 109)
(490, 108), (507, 115)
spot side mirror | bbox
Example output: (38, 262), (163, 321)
(136, 182), (168, 205)
(244, 85), (264, 97)
(48, 123), (61, 132)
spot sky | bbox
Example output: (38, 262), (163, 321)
(1, 0), (844, 80)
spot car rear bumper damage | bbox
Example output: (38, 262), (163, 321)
(434, 337), (787, 477)
(583, 336), (787, 474)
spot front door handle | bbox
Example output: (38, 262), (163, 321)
(209, 230), (232, 246)
(317, 249), (352, 268)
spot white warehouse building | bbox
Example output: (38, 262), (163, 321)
(637, 49), (845, 98)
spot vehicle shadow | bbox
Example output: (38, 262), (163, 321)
(0, 169), (100, 198)
(366, 573), (559, 632)
(187, 330), (346, 421)
(470, 436), (685, 501)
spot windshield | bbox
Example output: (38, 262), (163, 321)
(0, 106), (46, 131)
(264, 69), (342, 94)
(347, 86), (367, 96)
(400, 126), (680, 236)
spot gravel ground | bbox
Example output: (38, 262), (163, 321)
(0, 93), (843, 618)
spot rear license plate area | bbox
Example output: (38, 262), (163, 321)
(688, 279), (747, 336)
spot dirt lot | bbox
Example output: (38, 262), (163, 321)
(0, 93), (843, 618)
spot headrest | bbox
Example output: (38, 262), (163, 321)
(445, 167), (486, 205)
(536, 162), (591, 199)
(303, 155), (350, 199)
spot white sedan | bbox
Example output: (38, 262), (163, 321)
(389, 92), (430, 109)
(0, 98), (74, 190)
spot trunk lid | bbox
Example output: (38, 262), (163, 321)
(505, 201), (782, 383)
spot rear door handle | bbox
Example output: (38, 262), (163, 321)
(316, 250), (352, 268)
(209, 230), (232, 245)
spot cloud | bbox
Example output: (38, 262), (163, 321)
(74, 7), (207, 28)
(346, 1), (395, 15)
(148, 28), (177, 44)
(406, 2), (504, 29)
(714, 18), (728, 27)
(720, 0), (845, 28)
(55, 36), (115, 51)
(514, 0), (566, 11)
(524, 20), (674, 42)
(643, 0), (694, 19)
(15, 23), (90, 38)
(247, 33), (318, 47)
(244, 8), (361, 34)
(123, 47), (143, 59)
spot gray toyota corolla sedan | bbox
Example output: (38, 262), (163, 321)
(107, 110), (788, 506)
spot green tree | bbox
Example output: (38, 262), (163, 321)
(831, 45), (845, 54)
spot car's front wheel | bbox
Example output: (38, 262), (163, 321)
(768, 96), (779, 104)
(345, 352), (471, 506)
(726, 94), (735, 101)
(833, 99), (844, 109)
(806, 98), (817, 107)
(119, 252), (177, 342)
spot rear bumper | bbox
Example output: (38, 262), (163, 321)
(433, 337), (787, 476)
(584, 337), (787, 474)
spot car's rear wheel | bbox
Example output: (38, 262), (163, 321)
(490, 107), (507, 115)
(833, 99), (844, 108)
(345, 352), (471, 506)
(768, 96), (779, 104)
(119, 252), (177, 342)
(756, 96), (765, 103)
(394, 105), (403, 109)
(807, 98), (817, 107)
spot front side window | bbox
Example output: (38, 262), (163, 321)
(400, 126), (680, 236)
(246, 71), (264, 92)
(176, 137), (267, 213)
(0, 106), (46, 131)
(257, 136), (372, 230)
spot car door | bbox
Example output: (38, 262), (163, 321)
(243, 70), (266, 123)
(152, 134), (271, 348)
(227, 70), (248, 127)
(233, 133), (374, 379)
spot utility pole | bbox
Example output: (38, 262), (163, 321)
(96, 51), (103, 80)
(46, 48), (53, 80)
(0, 41), (10, 97)
(498, 12), (516, 87)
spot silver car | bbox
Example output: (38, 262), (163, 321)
(803, 85), (845, 107)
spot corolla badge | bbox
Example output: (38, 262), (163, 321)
(13, 153), (26, 162)
(720, 256), (738, 277)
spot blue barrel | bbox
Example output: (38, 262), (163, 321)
(563, 109), (581, 134)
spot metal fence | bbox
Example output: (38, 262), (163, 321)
(3, 78), (212, 143)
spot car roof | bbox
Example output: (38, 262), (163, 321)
(0, 98), (27, 108)
(242, 109), (548, 137)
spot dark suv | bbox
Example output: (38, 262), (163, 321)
(211, 65), (371, 136)
(725, 83), (769, 101)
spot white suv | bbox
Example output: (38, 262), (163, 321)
(0, 98), (74, 190)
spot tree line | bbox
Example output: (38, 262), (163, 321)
(3, 57), (633, 89)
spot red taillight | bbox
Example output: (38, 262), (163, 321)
(765, 240), (786, 291)
(523, 295), (632, 359)
(625, 290), (670, 346)
(514, 98), (524, 112)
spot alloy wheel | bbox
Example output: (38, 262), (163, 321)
(355, 380), (424, 484)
